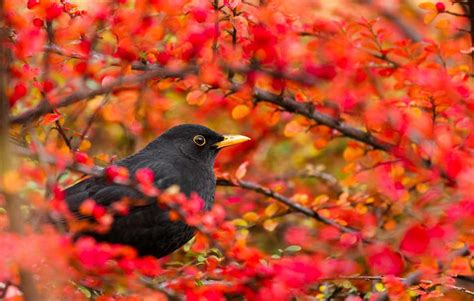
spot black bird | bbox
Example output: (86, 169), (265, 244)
(64, 124), (250, 258)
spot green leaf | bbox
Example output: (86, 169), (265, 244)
(285, 245), (302, 252)
(77, 286), (92, 298)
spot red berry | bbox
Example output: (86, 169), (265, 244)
(75, 62), (88, 74)
(27, 0), (39, 9)
(75, 152), (89, 164)
(32, 18), (44, 28)
(105, 165), (120, 182)
(436, 2), (445, 13)
(135, 168), (155, 184)
(43, 80), (54, 93)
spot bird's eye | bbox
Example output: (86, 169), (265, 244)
(193, 135), (206, 146)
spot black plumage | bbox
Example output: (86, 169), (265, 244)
(64, 124), (250, 258)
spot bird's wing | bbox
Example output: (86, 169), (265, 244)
(65, 161), (179, 220)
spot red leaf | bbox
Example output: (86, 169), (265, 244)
(400, 225), (430, 255)
(305, 63), (337, 80)
(40, 113), (61, 125)
(368, 246), (404, 275)
(45, 3), (63, 21)
(190, 7), (208, 23)
(445, 151), (463, 179)
(75, 61), (87, 73)
(9, 83), (27, 106)
(116, 46), (138, 61)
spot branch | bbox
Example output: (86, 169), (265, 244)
(217, 177), (373, 243)
(13, 144), (371, 243)
(10, 65), (198, 125)
(358, 0), (422, 42)
(318, 273), (474, 298)
(469, 0), (474, 68)
(252, 88), (393, 151)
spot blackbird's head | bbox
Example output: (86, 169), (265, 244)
(155, 124), (250, 165)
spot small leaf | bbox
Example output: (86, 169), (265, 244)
(79, 139), (91, 151)
(343, 146), (364, 161)
(40, 113), (61, 125)
(186, 89), (207, 106)
(435, 18), (449, 30)
(418, 2), (436, 11)
(285, 245), (302, 252)
(232, 218), (248, 227)
(235, 161), (249, 180)
(264, 203), (279, 217)
(77, 286), (92, 298)
(284, 120), (305, 137)
(231, 104), (251, 119)
(424, 12), (438, 24)
(263, 219), (278, 231)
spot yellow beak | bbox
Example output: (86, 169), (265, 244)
(214, 135), (251, 149)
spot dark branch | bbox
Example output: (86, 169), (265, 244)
(252, 88), (393, 151)
(217, 178), (373, 243)
(10, 66), (198, 125)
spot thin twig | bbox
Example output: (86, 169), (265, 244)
(53, 120), (73, 150)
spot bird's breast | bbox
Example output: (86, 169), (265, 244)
(175, 161), (216, 210)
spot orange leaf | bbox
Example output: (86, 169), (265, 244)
(284, 120), (305, 137)
(186, 90), (207, 106)
(418, 2), (436, 11)
(263, 219), (278, 232)
(79, 139), (92, 151)
(435, 18), (449, 30)
(423, 12), (438, 24)
(343, 146), (364, 161)
(231, 104), (251, 119)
